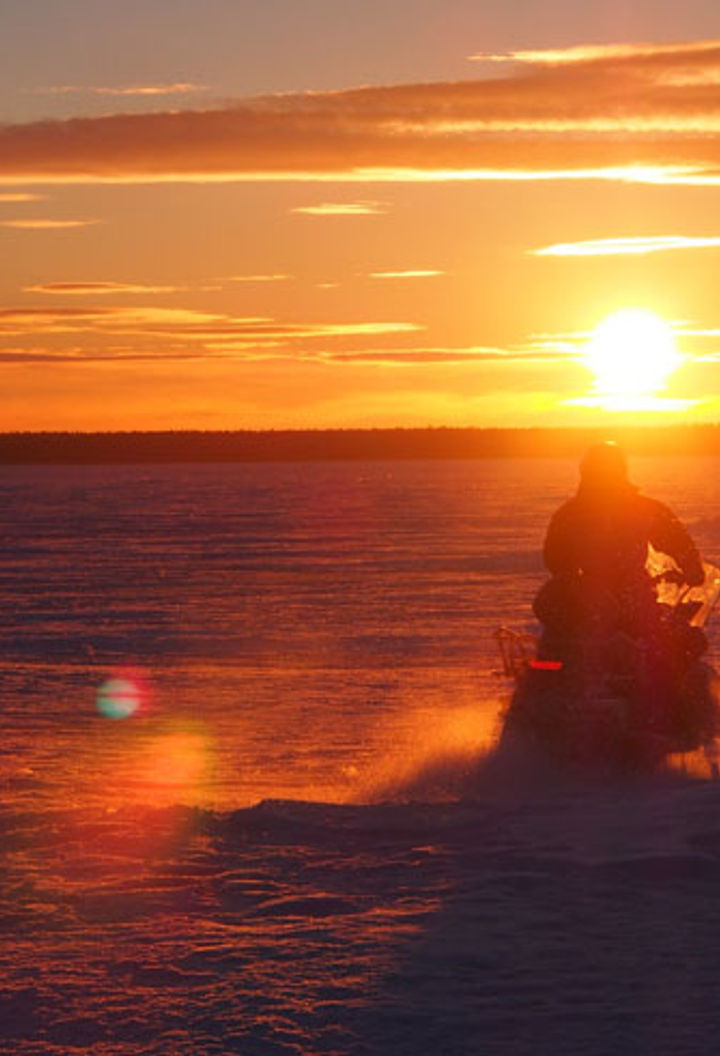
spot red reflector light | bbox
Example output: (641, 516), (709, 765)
(529, 659), (564, 671)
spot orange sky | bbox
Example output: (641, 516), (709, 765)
(2, 3), (720, 430)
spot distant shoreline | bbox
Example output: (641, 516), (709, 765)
(1, 425), (720, 464)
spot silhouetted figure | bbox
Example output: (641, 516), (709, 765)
(534, 442), (704, 677)
(500, 444), (717, 767)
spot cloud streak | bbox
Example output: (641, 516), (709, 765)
(471, 39), (720, 68)
(0, 305), (422, 356)
(226, 274), (292, 282)
(23, 281), (189, 295)
(368, 270), (444, 279)
(306, 345), (562, 365)
(2, 39), (720, 185)
(0, 192), (46, 202)
(0, 291), (592, 373)
(41, 82), (208, 97)
(533, 235), (720, 256)
(0, 341), (568, 367)
(0, 302), (573, 368)
(0, 218), (99, 229)
(290, 201), (388, 215)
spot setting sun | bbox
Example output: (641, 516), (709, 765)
(581, 308), (683, 409)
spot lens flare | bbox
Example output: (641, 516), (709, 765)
(137, 722), (215, 805)
(96, 674), (143, 719)
(145, 731), (209, 786)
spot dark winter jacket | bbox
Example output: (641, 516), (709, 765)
(543, 482), (704, 590)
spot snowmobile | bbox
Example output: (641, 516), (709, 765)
(494, 555), (720, 774)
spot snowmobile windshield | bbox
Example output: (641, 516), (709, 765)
(647, 548), (720, 628)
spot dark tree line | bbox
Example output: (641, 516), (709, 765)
(0, 425), (719, 464)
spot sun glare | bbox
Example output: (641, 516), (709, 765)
(582, 308), (682, 405)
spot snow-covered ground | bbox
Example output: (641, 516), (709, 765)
(5, 772), (720, 1055)
(3, 457), (720, 1053)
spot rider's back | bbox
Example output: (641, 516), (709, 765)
(544, 484), (703, 591)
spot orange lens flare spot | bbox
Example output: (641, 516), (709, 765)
(135, 726), (216, 806)
(145, 732), (209, 786)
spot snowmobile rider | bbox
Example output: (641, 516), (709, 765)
(535, 441), (704, 655)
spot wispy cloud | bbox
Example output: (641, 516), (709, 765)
(0, 306), (225, 335)
(0, 219), (99, 229)
(0, 305), (422, 357)
(0, 302), (587, 368)
(305, 345), (560, 365)
(367, 270), (444, 279)
(521, 329), (601, 356)
(565, 393), (696, 412)
(0, 192), (46, 202)
(40, 82), (208, 97)
(4, 40), (720, 186)
(0, 345), (208, 364)
(23, 281), (188, 295)
(226, 274), (292, 282)
(202, 321), (421, 341)
(533, 235), (720, 256)
(470, 39), (720, 67)
(677, 328), (720, 338)
(290, 202), (388, 216)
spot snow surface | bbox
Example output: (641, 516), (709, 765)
(5, 770), (720, 1055)
(4, 457), (720, 1053)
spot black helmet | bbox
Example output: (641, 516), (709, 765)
(579, 441), (628, 486)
